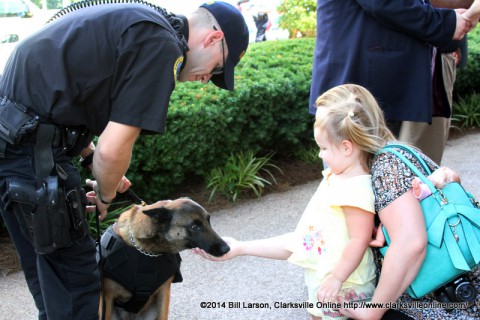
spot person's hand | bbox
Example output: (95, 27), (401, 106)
(428, 166), (461, 189)
(317, 274), (342, 303)
(452, 47), (462, 66)
(115, 176), (132, 193)
(85, 176), (130, 220)
(370, 223), (386, 247)
(461, 8), (480, 31)
(85, 179), (110, 220)
(455, 9), (475, 39)
(192, 237), (239, 261)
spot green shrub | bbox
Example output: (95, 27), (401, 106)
(206, 151), (282, 202)
(454, 28), (480, 99)
(452, 93), (480, 128)
(293, 141), (323, 165)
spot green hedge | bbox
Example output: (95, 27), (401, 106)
(454, 27), (480, 98)
(128, 38), (316, 202)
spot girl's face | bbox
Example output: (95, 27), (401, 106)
(314, 127), (347, 174)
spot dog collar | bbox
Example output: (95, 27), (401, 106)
(128, 225), (163, 257)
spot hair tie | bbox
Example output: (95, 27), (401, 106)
(348, 111), (354, 118)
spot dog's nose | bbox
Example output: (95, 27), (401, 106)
(218, 242), (230, 255)
(209, 242), (230, 257)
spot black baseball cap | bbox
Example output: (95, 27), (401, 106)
(200, 1), (249, 91)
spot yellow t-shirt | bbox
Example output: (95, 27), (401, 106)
(286, 168), (376, 285)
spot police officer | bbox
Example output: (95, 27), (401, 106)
(0, 1), (249, 319)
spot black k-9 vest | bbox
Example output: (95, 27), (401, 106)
(97, 226), (182, 313)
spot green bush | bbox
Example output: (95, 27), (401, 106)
(454, 27), (480, 99)
(206, 151), (282, 202)
(452, 93), (480, 129)
(293, 140), (323, 165)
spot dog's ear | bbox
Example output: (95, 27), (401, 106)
(142, 207), (173, 223)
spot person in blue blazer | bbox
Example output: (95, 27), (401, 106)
(309, 0), (471, 142)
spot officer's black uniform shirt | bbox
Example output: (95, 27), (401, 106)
(0, 3), (187, 135)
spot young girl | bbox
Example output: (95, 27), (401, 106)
(195, 84), (396, 320)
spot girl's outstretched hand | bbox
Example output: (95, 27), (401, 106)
(192, 237), (240, 261)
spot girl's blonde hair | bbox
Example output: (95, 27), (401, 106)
(315, 84), (396, 167)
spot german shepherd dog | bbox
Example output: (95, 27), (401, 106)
(97, 198), (229, 320)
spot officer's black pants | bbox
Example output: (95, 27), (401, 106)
(0, 140), (100, 320)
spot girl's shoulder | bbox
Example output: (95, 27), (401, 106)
(322, 170), (375, 213)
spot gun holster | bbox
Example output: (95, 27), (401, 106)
(7, 176), (88, 254)
(1, 98), (90, 254)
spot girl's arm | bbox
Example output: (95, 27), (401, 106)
(317, 206), (374, 302)
(194, 233), (294, 261)
(341, 191), (427, 320)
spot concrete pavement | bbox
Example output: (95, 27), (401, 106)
(0, 130), (479, 320)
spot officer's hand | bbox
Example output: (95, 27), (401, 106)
(85, 190), (109, 220)
(116, 176), (132, 193)
(85, 179), (110, 221)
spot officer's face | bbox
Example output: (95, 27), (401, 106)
(178, 29), (227, 84)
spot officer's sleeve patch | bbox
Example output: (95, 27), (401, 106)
(173, 56), (184, 82)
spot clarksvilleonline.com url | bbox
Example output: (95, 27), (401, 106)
(340, 300), (469, 310)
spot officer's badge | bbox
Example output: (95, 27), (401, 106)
(173, 56), (184, 81)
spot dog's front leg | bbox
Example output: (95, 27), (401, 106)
(100, 278), (118, 320)
(156, 276), (174, 320)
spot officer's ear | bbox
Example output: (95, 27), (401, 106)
(204, 29), (223, 48)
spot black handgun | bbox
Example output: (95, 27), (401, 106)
(8, 180), (46, 206)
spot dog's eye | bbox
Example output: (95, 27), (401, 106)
(190, 223), (201, 231)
